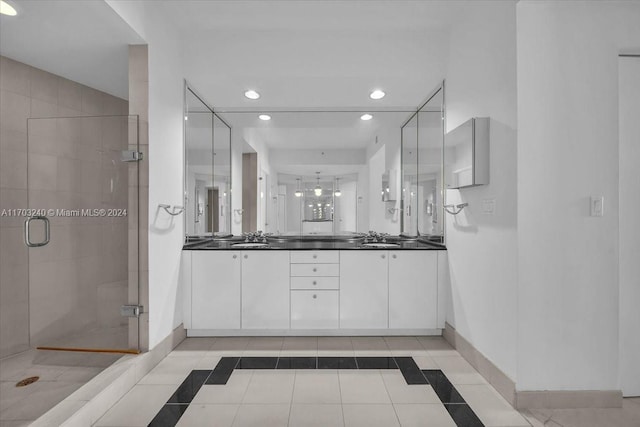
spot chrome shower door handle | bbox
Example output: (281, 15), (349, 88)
(24, 216), (50, 247)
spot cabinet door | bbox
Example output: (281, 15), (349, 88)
(291, 290), (339, 329)
(388, 251), (437, 329)
(192, 251), (241, 329)
(339, 251), (388, 329)
(241, 251), (290, 329)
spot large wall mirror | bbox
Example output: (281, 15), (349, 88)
(184, 84), (232, 237)
(184, 82), (444, 241)
(401, 83), (445, 240)
(218, 110), (412, 237)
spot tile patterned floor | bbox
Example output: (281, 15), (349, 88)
(94, 336), (531, 427)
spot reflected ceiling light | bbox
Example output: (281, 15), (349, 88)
(334, 178), (342, 197)
(294, 178), (303, 197)
(370, 90), (385, 100)
(360, 113), (373, 121)
(244, 89), (260, 100)
(314, 172), (322, 197)
(0, 1), (17, 16)
(258, 114), (271, 121)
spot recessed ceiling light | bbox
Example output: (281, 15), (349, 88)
(258, 114), (271, 121)
(360, 114), (373, 121)
(370, 90), (385, 100)
(244, 90), (260, 100)
(0, 1), (17, 16)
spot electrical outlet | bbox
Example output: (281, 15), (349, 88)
(482, 199), (496, 215)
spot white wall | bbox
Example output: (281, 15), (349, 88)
(444, 1), (518, 380)
(619, 56), (640, 397)
(517, 1), (640, 391)
(106, 1), (185, 349)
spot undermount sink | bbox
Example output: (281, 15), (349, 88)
(361, 242), (400, 248)
(231, 242), (269, 248)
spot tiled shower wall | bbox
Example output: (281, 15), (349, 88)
(0, 56), (129, 357)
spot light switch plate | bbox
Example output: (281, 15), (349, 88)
(591, 196), (604, 217)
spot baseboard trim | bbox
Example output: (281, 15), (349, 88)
(187, 328), (442, 337)
(443, 322), (623, 409)
(443, 322), (517, 407)
(32, 324), (187, 427)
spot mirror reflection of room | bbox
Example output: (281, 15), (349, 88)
(184, 84), (445, 241)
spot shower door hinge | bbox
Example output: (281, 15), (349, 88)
(121, 150), (143, 162)
(120, 305), (144, 318)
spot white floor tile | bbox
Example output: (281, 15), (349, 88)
(393, 403), (457, 427)
(289, 403), (344, 427)
(191, 371), (253, 404)
(176, 404), (239, 427)
(231, 404), (290, 427)
(318, 337), (354, 353)
(432, 356), (487, 385)
(242, 371), (295, 404)
(417, 337), (454, 351)
(457, 384), (530, 427)
(351, 337), (389, 352)
(525, 400), (640, 427)
(94, 384), (175, 426)
(171, 338), (217, 353)
(381, 372), (440, 404)
(339, 371), (391, 404)
(193, 355), (222, 370)
(293, 371), (341, 404)
(412, 355), (439, 370)
(342, 404), (400, 427)
(209, 337), (250, 353)
(138, 356), (198, 385)
(384, 337), (424, 352)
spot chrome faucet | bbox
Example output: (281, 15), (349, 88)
(365, 231), (389, 243)
(243, 231), (266, 243)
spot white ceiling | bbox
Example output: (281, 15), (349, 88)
(170, 1), (458, 109)
(0, 0), (142, 99)
(2, 1), (453, 151)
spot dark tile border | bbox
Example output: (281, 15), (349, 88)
(147, 356), (484, 427)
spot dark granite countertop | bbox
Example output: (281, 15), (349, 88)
(183, 235), (446, 251)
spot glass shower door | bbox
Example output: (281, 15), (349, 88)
(25, 115), (139, 353)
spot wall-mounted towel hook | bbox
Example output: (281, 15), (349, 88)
(444, 203), (468, 215)
(158, 204), (185, 216)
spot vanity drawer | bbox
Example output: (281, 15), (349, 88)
(290, 263), (339, 277)
(291, 290), (339, 329)
(290, 250), (339, 264)
(291, 276), (339, 290)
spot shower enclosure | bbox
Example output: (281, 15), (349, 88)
(14, 114), (140, 354)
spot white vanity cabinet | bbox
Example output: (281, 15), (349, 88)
(339, 251), (389, 329)
(190, 251), (241, 329)
(290, 250), (340, 329)
(388, 251), (438, 329)
(241, 251), (290, 329)
(183, 248), (446, 335)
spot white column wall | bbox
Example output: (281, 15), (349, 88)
(516, 0), (640, 391)
(444, 1), (519, 380)
(107, 1), (186, 348)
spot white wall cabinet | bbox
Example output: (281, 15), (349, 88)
(191, 251), (241, 329)
(340, 251), (389, 329)
(388, 251), (437, 329)
(241, 251), (290, 329)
